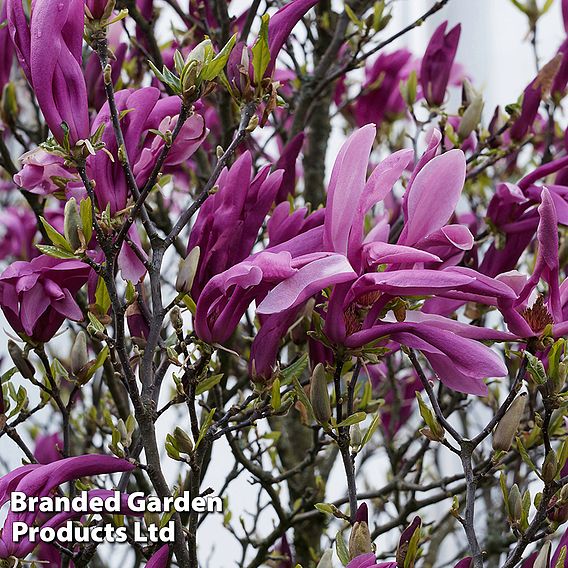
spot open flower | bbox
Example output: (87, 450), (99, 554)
(0, 255), (91, 342)
(0, 455), (136, 559)
(196, 126), (511, 394)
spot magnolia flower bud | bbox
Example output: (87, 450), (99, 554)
(458, 84), (484, 139)
(8, 340), (35, 380)
(492, 393), (526, 452)
(533, 541), (551, 568)
(508, 484), (522, 522)
(542, 451), (558, 484)
(170, 306), (183, 332)
(396, 516), (421, 568)
(173, 427), (194, 455)
(348, 505), (372, 559)
(64, 197), (82, 251)
(310, 364), (331, 425)
(71, 331), (89, 375)
(176, 247), (200, 295)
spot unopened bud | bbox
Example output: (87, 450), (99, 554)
(348, 517), (372, 559)
(458, 92), (484, 139)
(492, 393), (526, 452)
(8, 341), (35, 380)
(175, 247), (200, 295)
(508, 484), (522, 522)
(310, 364), (331, 425)
(553, 361), (567, 394)
(351, 423), (363, 447)
(71, 331), (89, 375)
(64, 198), (82, 251)
(173, 427), (194, 455)
(396, 516), (421, 568)
(542, 451), (558, 484)
(170, 306), (183, 332)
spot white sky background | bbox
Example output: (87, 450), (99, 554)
(0, 0), (566, 566)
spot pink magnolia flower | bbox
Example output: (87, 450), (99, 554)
(196, 126), (511, 394)
(188, 151), (283, 298)
(0, 206), (38, 261)
(0, 455), (136, 559)
(7, 0), (89, 145)
(0, 256), (91, 342)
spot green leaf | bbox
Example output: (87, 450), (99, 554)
(344, 4), (362, 27)
(516, 436), (539, 476)
(555, 547), (567, 568)
(251, 14), (271, 81)
(196, 373), (224, 396)
(80, 197), (93, 244)
(360, 411), (381, 448)
(40, 218), (73, 252)
(95, 277), (111, 315)
(271, 377), (281, 411)
(195, 407), (215, 449)
(335, 531), (349, 566)
(280, 353), (309, 385)
(292, 376), (314, 422)
(83, 346), (110, 384)
(201, 33), (237, 82)
(336, 411), (367, 429)
(525, 352), (547, 385)
(35, 244), (77, 259)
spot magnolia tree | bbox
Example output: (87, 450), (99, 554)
(2, 0), (568, 567)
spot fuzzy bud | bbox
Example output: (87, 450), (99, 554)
(458, 82), (484, 140)
(170, 306), (183, 332)
(71, 331), (89, 375)
(508, 484), (522, 522)
(310, 364), (331, 425)
(492, 393), (526, 452)
(8, 340), (35, 380)
(396, 516), (422, 568)
(348, 505), (372, 559)
(63, 197), (83, 252)
(542, 451), (558, 484)
(176, 247), (200, 295)
(173, 427), (194, 455)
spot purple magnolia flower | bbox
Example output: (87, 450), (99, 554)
(147, 544), (170, 568)
(196, 126), (510, 394)
(352, 49), (415, 127)
(7, 0), (89, 145)
(454, 560), (473, 568)
(0, 206), (38, 261)
(34, 432), (63, 464)
(420, 21), (461, 106)
(0, 0), (14, 94)
(0, 455), (136, 559)
(188, 151), (283, 298)
(0, 255), (91, 342)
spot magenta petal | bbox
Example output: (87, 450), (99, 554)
(348, 148), (413, 265)
(400, 149), (466, 245)
(363, 242), (442, 267)
(257, 254), (356, 314)
(146, 545), (171, 568)
(347, 269), (475, 303)
(20, 284), (50, 335)
(324, 124), (376, 255)
(265, 0), (319, 77)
